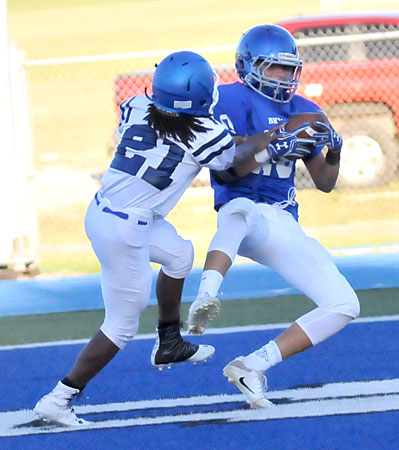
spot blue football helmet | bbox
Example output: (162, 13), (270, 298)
(152, 51), (219, 116)
(235, 24), (302, 103)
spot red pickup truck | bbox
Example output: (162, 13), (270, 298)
(114, 11), (399, 188)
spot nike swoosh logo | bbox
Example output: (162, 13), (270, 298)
(239, 377), (255, 394)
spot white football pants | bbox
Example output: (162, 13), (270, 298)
(209, 197), (360, 345)
(85, 196), (193, 349)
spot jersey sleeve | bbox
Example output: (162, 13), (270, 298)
(118, 95), (148, 138)
(189, 121), (237, 171)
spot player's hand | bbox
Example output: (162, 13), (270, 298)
(243, 124), (284, 151)
(267, 125), (315, 161)
(313, 121), (343, 153)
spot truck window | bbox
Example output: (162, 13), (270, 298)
(293, 23), (399, 63)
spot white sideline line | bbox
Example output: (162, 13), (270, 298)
(64, 378), (399, 413)
(1, 378), (398, 437)
(4, 395), (399, 437)
(328, 243), (399, 256)
(0, 315), (398, 351)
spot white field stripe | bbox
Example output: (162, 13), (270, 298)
(1, 315), (398, 351)
(1, 378), (399, 437)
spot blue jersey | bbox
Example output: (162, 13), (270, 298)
(212, 82), (324, 220)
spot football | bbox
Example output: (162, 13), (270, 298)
(284, 111), (328, 139)
(279, 112), (328, 160)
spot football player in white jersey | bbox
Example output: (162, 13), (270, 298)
(33, 50), (300, 426)
(187, 25), (360, 408)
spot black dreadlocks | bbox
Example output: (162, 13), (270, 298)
(145, 103), (211, 148)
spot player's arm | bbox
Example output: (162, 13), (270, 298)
(304, 121), (342, 192)
(232, 126), (285, 176)
(212, 124), (287, 184)
(304, 152), (339, 192)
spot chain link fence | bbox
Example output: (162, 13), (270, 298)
(11, 22), (399, 276)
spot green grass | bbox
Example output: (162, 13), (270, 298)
(1, 288), (397, 346)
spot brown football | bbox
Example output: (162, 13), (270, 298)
(280, 112), (328, 160)
(284, 112), (328, 139)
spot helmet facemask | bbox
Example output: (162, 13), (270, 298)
(245, 55), (302, 103)
(235, 24), (303, 104)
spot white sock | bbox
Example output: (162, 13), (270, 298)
(197, 269), (224, 298)
(243, 340), (282, 372)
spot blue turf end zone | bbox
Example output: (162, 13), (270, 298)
(0, 251), (398, 317)
(1, 320), (399, 448)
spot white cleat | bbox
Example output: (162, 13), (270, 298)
(223, 357), (273, 409)
(188, 296), (221, 335)
(186, 344), (215, 363)
(34, 381), (89, 426)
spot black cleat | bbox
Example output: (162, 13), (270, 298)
(151, 322), (215, 370)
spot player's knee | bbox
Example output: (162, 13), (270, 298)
(330, 289), (360, 319)
(162, 239), (194, 279)
(218, 197), (259, 226)
(345, 291), (360, 318)
(100, 268), (152, 349)
(337, 280), (360, 318)
(316, 272), (360, 319)
(100, 320), (140, 349)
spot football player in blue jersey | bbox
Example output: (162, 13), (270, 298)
(187, 25), (360, 408)
(33, 50), (300, 426)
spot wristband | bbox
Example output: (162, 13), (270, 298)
(212, 167), (239, 185)
(325, 150), (341, 166)
(254, 148), (270, 163)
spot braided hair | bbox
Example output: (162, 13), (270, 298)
(146, 103), (211, 148)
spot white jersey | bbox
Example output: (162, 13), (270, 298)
(101, 95), (236, 217)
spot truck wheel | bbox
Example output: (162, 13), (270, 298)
(337, 119), (398, 188)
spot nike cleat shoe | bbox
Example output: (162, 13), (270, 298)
(151, 322), (215, 370)
(187, 296), (221, 335)
(34, 381), (89, 426)
(223, 357), (273, 408)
